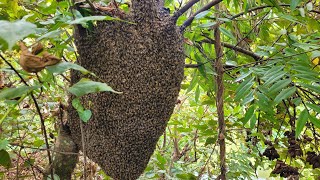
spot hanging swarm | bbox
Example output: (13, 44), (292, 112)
(67, 1), (185, 179)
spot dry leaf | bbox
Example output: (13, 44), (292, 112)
(18, 42), (61, 73)
(31, 43), (44, 55)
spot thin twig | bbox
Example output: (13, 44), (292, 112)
(200, 38), (262, 60)
(10, 143), (80, 155)
(80, 120), (87, 180)
(180, 0), (223, 31)
(85, 0), (97, 12)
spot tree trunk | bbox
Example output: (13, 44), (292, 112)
(62, 1), (185, 179)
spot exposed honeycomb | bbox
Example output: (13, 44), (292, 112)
(67, 3), (185, 179)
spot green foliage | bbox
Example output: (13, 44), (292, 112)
(68, 78), (121, 97)
(0, 0), (319, 179)
(0, 20), (37, 50)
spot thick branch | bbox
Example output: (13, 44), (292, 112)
(180, 0), (223, 31)
(213, 4), (226, 179)
(172, 0), (200, 21)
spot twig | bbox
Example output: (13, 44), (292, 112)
(0, 53), (54, 180)
(213, 4), (226, 179)
(172, 0), (200, 21)
(200, 38), (262, 60)
(80, 120), (87, 180)
(85, 0), (97, 12)
(180, 0), (223, 31)
(229, 4), (320, 21)
(10, 143), (80, 155)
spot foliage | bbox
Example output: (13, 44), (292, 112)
(0, 0), (319, 179)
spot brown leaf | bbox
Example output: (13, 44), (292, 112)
(41, 52), (61, 66)
(19, 42), (46, 73)
(31, 43), (44, 55)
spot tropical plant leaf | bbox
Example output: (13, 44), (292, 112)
(273, 87), (296, 105)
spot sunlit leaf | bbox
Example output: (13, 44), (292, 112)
(0, 139), (9, 150)
(309, 115), (320, 128)
(306, 103), (320, 114)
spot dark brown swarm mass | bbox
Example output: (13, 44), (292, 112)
(271, 160), (299, 178)
(67, 4), (185, 180)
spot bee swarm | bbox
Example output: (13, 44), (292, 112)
(68, 1), (185, 179)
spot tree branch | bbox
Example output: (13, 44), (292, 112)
(180, 0), (223, 31)
(200, 38), (262, 60)
(229, 4), (320, 21)
(172, 0), (200, 21)
(213, 4), (226, 179)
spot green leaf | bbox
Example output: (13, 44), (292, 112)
(67, 16), (122, 25)
(295, 109), (308, 138)
(241, 90), (254, 105)
(68, 78), (121, 97)
(72, 98), (92, 122)
(37, 29), (63, 41)
(290, 0), (301, 10)
(235, 77), (254, 101)
(46, 62), (91, 75)
(219, 27), (236, 40)
(176, 173), (197, 179)
(306, 103), (320, 114)
(0, 150), (12, 169)
(195, 10), (210, 19)
(250, 114), (257, 129)
(309, 115), (320, 128)
(268, 79), (291, 94)
(235, 70), (252, 82)
(0, 139), (9, 150)
(243, 106), (255, 125)
(298, 83), (320, 94)
(0, 20), (37, 50)
(309, 114), (320, 128)
(79, 109), (92, 123)
(205, 137), (217, 146)
(263, 71), (287, 86)
(273, 87), (296, 105)
(198, 22), (217, 28)
(72, 98), (84, 112)
(186, 71), (198, 94)
(0, 86), (40, 101)
(195, 85), (200, 103)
